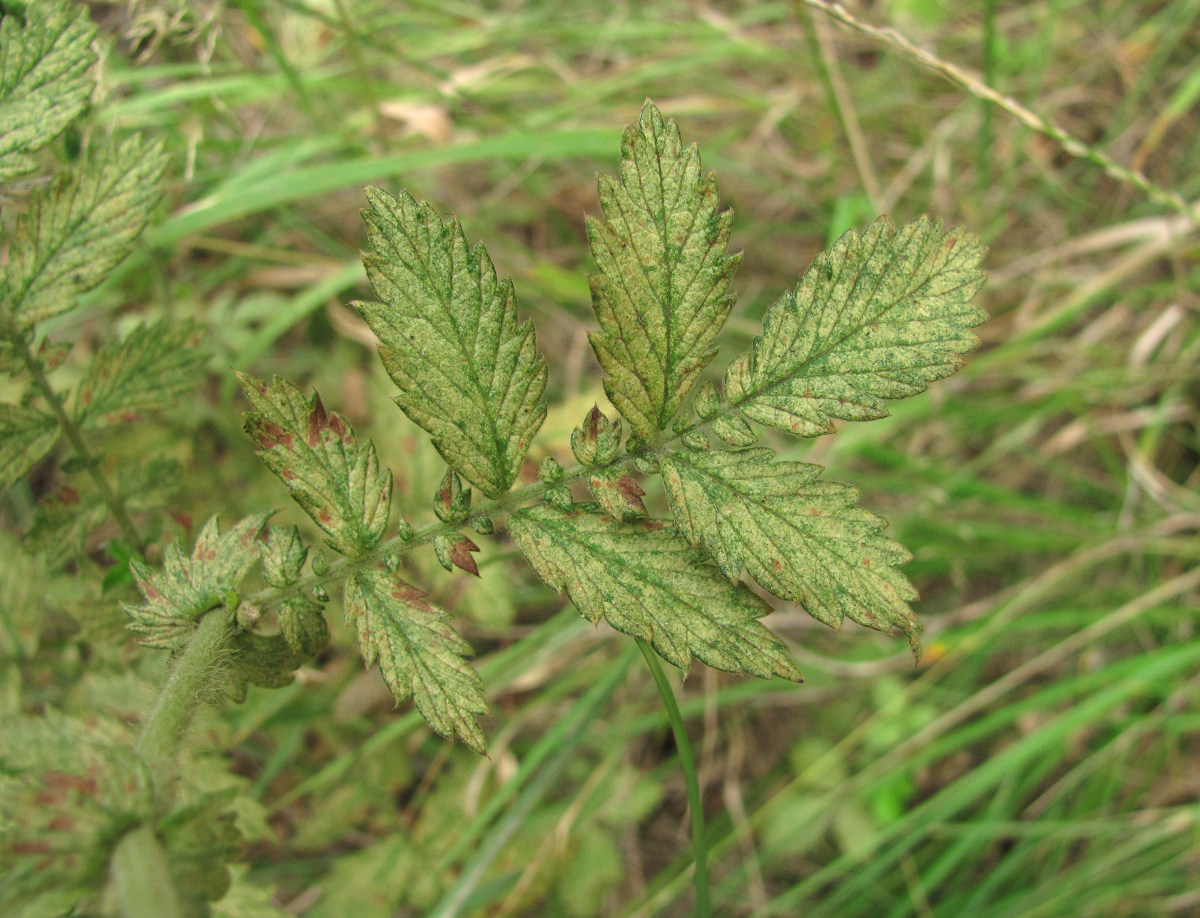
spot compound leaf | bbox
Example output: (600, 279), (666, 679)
(356, 187), (547, 499)
(724, 216), (987, 437)
(343, 567), (488, 754)
(0, 1), (96, 181)
(240, 374), (391, 558)
(2, 136), (168, 330)
(587, 101), (740, 440)
(75, 321), (204, 428)
(0, 402), (58, 489)
(661, 447), (919, 650)
(509, 505), (800, 681)
(125, 512), (272, 650)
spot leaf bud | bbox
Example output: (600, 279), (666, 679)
(571, 405), (621, 466)
(433, 468), (472, 523)
(539, 454), (564, 483)
(545, 486), (574, 512)
(310, 548), (330, 576)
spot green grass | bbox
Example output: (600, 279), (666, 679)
(5, 0), (1200, 915)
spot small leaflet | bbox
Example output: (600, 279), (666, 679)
(1, 136), (169, 330)
(587, 101), (741, 439)
(74, 320), (205, 428)
(711, 412), (756, 447)
(356, 187), (548, 499)
(724, 216), (987, 437)
(508, 505), (801, 681)
(343, 567), (489, 754)
(125, 512), (273, 650)
(260, 525), (309, 589)
(240, 373), (391, 558)
(0, 2), (96, 181)
(661, 447), (920, 652)
(588, 468), (647, 521)
(434, 532), (480, 576)
(0, 402), (58, 489)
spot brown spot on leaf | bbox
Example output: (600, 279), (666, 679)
(449, 536), (480, 576)
(642, 519), (666, 532)
(616, 474), (647, 514)
(307, 394), (328, 448)
(253, 419), (293, 450)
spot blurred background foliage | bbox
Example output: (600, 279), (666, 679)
(4, 0), (1199, 915)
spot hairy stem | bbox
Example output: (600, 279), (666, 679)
(637, 638), (712, 918)
(15, 335), (145, 551)
(135, 608), (232, 802)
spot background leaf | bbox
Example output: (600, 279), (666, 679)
(587, 100), (740, 439)
(662, 446), (919, 650)
(356, 186), (547, 498)
(724, 216), (987, 437)
(343, 567), (489, 754)
(509, 504), (801, 681)
(0, 2), (95, 181)
(0, 402), (58, 489)
(1, 135), (168, 330)
(75, 321), (205, 428)
(240, 374), (391, 558)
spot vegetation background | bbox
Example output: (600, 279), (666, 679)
(5, 0), (1199, 915)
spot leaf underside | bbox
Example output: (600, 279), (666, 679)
(0, 2), (96, 181)
(343, 567), (489, 754)
(1, 136), (169, 331)
(356, 186), (547, 499)
(509, 504), (801, 681)
(125, 513), (272, 650)
(662, 446), (919, 650)
(587, 100), (740, 440)
(240, 373), (391, 558)
(725, 215), (987, 437)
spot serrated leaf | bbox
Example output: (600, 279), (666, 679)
(343, 567), (489, 754)
(1, 136), (168, 330)
(0, 402), (57, 488)
(0, 2), (96, 181)
(509, 505), (800, 680)
(74, 320), (204, 427)
(661, 447), (919, 649)
(724, 216), (987, 437)
(240, 374), (391, 558)
(433, 532), (480, 576)
(356, 186), (548, 498)
(587, 100), (741, 440)
(125, 512), (272, 650)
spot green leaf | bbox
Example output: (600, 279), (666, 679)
(1, 136), (168, 330)
(0, 1), (96, 181)
(508, 505), (800, 680)
(260, 524), (308, 588)
(343, 567), (489, 754)
(356, 186), (547, 498)
(240, 373), (391, 558)
(587, 100), (740, 440)
(588, 467), (647, 521)
(0, 402), (57, 489)
(75, 320), (204, 427)
(125, 512), (272, 650)
(661, 447), (920, 650)
(724, 216), (987, 437)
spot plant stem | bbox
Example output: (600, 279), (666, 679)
(637, 638), (712, 918)
(135, 607), (232, 802)
(15, 335), (145, 552)
(107, 824), (185, 918)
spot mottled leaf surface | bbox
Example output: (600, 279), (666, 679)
(725, 217), (987, 437)
(75, 321), (204, 427)
(356, 186), (547, 498)
(125, 512), (272, 650)
(509, 505), (800, 680)
(0, 402), (58, 489)
(1, 136), (168, 330)
(587, 101), (740, 439)
(343, 567), (488, 754)
(662, 447), (919, 649)
(0, 2), (95, 181)
(240, 374), (391, 558)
